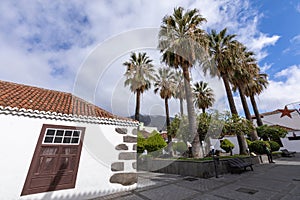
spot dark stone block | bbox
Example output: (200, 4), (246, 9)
(111, 162), (124, 171)
(115, 144), (129, 150)
(109, 173), (137, 186)
(132, 128), (137, 135)
(133, 144), (137, 151)
(123, 136), (137, 143)
(115, 128), (128, 134)
(119, 152), (136, 160)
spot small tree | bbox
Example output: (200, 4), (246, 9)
(144, 131), (167, 154)
(268, 141), (280, 152)
(197, 113), (211, 142)
(248, 140), (269, 154)
(256, 125), (287, 146)
(137, 132), (147, 154)
(169, 115), (190, 143)
(220, 139), (235, 155)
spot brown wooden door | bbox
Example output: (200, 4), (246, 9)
(21, 124), (85, 196)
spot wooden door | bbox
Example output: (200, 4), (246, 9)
(21, 124), (85, 196)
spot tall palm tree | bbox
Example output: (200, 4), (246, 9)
(230, 42), (258, 122)
(205, 28), (238, 115)
(245, 73), (269, 127)
(205, 28), (248, 154)
(230, 42), (259, 141)
(123, 52), (155, 121)
(154, 68), (175, 144)
(193, 81), (215, 113)
(158, 7), (208, 158)
(173, 70), (185, 116)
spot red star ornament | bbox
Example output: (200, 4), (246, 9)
(278, 106), (295, 118)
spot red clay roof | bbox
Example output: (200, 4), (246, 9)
(0, 80), (117, 119)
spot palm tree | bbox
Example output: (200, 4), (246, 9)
(173, 70), (185, 116)
(230, 42), (259, 141)
(158, 7), (208, 158)
(205, 28), (238, 115)
(193, 81), (215, 113)
(154, 68), (175, 144)
(230, 42), (258, 122)
(123, 52), (155, 121)
(245, 73), (269, 127)
(205, 28), (248, 154)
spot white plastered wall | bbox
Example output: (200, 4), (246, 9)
(0, 114), (137, 200)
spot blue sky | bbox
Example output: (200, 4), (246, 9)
(0, 0), (300, 117)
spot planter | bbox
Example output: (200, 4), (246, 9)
(138, 156), (262, 178)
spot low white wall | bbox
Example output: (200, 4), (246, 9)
(280, 131), (300, 152)
(0, 114), (137, 200)
(210, 136), (240, 155)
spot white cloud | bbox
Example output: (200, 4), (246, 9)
(291, 35), (300, 44)
(260, 63), (273, 72)
(0, 0), (284, 117)
(283, 34), (300, 55)
(259, 65), (300, 112)
(296, 3), (300, 13)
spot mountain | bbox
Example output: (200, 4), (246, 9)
(129, 115), (174, 131)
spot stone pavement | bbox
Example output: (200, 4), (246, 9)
(93, 154), (300, 200)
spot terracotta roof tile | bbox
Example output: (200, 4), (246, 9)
(0, 80), (124, 119)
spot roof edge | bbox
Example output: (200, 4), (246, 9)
(0, 106), (139, 127)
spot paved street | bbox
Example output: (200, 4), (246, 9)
(93, 154), (300, 200)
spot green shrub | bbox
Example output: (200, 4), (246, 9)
(137, 136), (146, 153)
(220, 139), (235, 153)
(248, 140), (269, 154)
(144, 133), (167, 153)
(173, 141), (187, 153)
(268, 141), (280, 151)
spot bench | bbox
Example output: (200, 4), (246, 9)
(281, 149), (296, 157)
(228, 158), (253, 173)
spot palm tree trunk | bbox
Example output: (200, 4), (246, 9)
(182, 64), (202, 158)
(239, 86), (259, 141)
(222, 74), (238, 115)
(238, 87), (252, 121)
(135, 90), (141, 121)
(221, 74), (247, 154)
(165, 98), (171, 142)
(179, 98), (184, 116)
(250, 94), (263, 126)
(202, 108), (206, 113)
(165, 97), (173, 156)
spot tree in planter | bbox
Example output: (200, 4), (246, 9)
(256, 125), (287, 146)
(268, 141), (280, 152)
(169, 115), (191, 143)
(222, 114), (254, 154)
(159, 7), (208, 158)
(248, 140), (268, 154)
(220, 139), (235, 155)
(154, 67), (175, 146)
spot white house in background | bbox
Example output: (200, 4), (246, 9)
(252, 107), (300, 152)
(253, 106), (300, 130)
(0, 80), (138, 200)
(211, 107), (300, 154)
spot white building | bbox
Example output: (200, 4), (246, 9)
(0, 80), (138, 200)
(210, 106), (300, 154)
(253, 107), (300, 152)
